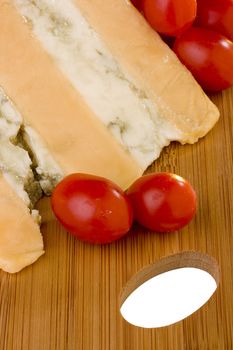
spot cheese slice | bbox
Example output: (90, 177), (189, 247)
(0, 175), (44, 273)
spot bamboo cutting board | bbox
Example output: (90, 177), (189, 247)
(0, 88), (233, 350)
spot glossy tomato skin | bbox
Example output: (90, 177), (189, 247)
(127, 173), (196, 232)
(173, 27), (233, 91)
(51, 173), (133, 244)
(196, 0), (233, 41)
(142, 0), (197, 36)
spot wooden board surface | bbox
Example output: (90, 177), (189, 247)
(0, 88), (233, 350)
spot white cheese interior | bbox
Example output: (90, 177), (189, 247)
(23, 125), (64, 195)
(0, 88), (37, 208)
(0, 91), (21, 140)
(0, 87), (63, 216)
(0, 140), (33, 207)
(14, 0), (182, 169)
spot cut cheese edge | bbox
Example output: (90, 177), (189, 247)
(0, 175), (44, 273)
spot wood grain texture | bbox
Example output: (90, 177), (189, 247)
(0, 88), (233, 350)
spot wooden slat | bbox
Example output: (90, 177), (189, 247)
(0, 88), (233, 348)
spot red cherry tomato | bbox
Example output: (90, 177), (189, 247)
(51, 173), (133, 244)
(173, 27), (233, 91)
(142, 0), (197, 36)
(127, 173), (196, 232)
(196, 0), (233, 41)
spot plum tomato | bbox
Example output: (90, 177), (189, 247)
(142, 0), (197, 36)
(51, 173), (133, 244)
(127, 172), (197, 232)
(195, 0), (233, 41)
(173, 27), (233, 91)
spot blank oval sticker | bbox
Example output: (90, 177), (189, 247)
(120, 252), (219, 328)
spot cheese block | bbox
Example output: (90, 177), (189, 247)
(0, 175), (44, 273)
(0, 0), (220, 272)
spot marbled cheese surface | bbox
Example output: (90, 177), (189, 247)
(14, 0), (181, 168)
